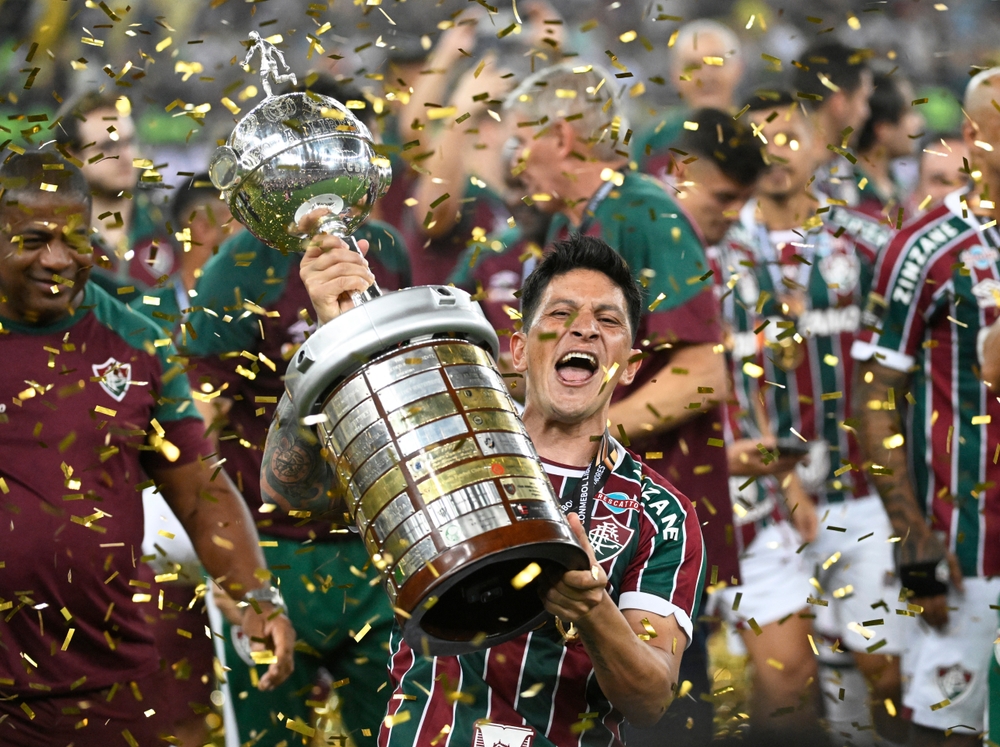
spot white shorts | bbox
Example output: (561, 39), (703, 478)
(901, 577), (1000, 733)
(806, 495), (906, 655)
(711, 521), (813, 628)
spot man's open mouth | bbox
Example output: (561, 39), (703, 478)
(555, 351), (598, 384)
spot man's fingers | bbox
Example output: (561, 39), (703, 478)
(259, 618), (295, 690)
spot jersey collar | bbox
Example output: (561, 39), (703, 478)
(944, 187), (983, 232)
(0, 282), (93, 335)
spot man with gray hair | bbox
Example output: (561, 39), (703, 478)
(505, 62), (768, 745)
(852, 67), (1000, 745)
(632, 19), (745, 178)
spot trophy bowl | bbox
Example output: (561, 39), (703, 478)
(209, 91), (391, 253)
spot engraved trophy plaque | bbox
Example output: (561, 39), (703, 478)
(213, 35), (586, 655)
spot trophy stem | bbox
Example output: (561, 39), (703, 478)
(316, 215), (382, 306)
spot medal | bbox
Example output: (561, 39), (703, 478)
(555, 616), (579, 643)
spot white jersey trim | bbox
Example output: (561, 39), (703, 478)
(618, 591), (693, 647)
(850, 340), (915, 372)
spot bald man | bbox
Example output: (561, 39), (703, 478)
(852, 68), (1000, 745)
(634, 20), (744, 178)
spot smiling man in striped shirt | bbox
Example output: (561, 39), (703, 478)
(264, 233), (707, 746)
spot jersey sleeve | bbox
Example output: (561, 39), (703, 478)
(186, 231), (292, 358)
(851, 223), (939, 372)
(618, 475), (706, 647)
(613, 188), (722, 345)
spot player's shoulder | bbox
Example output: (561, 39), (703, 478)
(825, 204), (895, 253)
(890, 193), (972, 251)
(611, 172), (698, 243)
(86, 282), (171, 353)
(612, 445), (691, 510)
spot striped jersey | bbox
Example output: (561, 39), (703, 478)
(728, 201), (893, 504)
(706, 239), (785, 550)
(851, 189), (1000, 577)
(378, 442), (706, 747)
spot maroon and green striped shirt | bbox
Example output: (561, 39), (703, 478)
(378, 442), (705, 747)
(852, 189), (1000, 577)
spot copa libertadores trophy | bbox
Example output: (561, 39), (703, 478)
(210, 34), (587, 655)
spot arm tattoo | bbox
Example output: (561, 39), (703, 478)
(852, 360), (945, 566)
(261, 393), (345, 518)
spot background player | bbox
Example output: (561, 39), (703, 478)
(852, 67), (1000, 746)
(0, 151), (293, 746)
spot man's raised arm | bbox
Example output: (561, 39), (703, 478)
(261, 392), (343, 517)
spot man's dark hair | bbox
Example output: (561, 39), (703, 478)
(793, 42), (870, 101)
(0, 150), (91, 211)
(671, 108), (768, 187)
(857, 73), (907, 152)
(520, 234), (642, 342)
(54, 89), (123, 152)
(171, 172), (220, 227)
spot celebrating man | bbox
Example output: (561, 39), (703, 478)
(264, 233), (706, 746)
(0, 152), (294, 746)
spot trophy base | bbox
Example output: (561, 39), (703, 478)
(400, 538), (588, 657)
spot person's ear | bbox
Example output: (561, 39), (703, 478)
(553, 119), (576, 158)
(963, 117), (979, 152)
(510, 329), (528, 373)
(617, 347), (642, 387)
(672, 156), (689, 182)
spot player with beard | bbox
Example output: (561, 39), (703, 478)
(0, 152), (293, 745)
(852, 67), (1000, 746)
(263, 233), (706, 746)
(730, 91), (905, 743)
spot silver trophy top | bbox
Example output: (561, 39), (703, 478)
(242, 31), (297, 99)
(209, 33), (391, 254)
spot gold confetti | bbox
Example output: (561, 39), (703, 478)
(520, 682), (545, 698)
(384, 711), (411, 727)
(883, 434), (905, 449)
(511, 562), (542, 589)
(353, 622), (372, 642)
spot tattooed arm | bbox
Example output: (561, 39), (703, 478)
(261, 392), (346, 518)
(852, 359), (961, 628)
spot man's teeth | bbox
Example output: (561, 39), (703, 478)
(558, 352), (597, 367)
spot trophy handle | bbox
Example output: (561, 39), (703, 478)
(315, 214), (382, 306)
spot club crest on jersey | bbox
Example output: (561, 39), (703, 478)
(92, 357), (132, 402)
(961, 244), (1000, 271)
(587, 494), (636, 562)
(936, 664), (974, 703)
(819, 252), (861, 293)
(472, 721), (534, 747)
